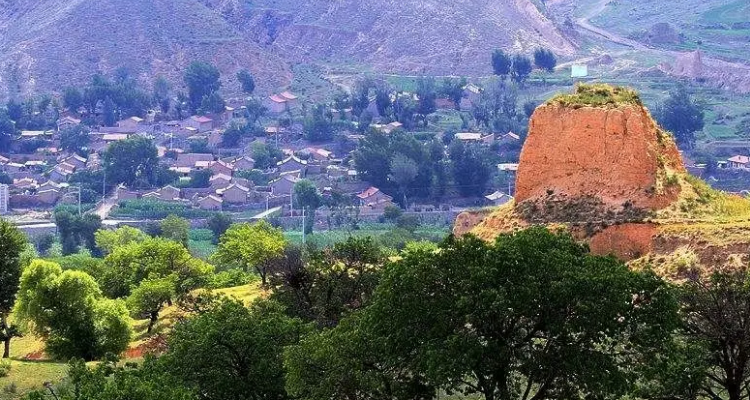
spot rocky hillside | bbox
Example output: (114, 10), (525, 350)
(0, 0), (575, 97)
(456, 84), (750, 274)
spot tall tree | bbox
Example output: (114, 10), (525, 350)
(163, 299), (306, 400)
(449, 140), (492, 197)
(63, 87), (84, 112)
(237, 69), (256, 94)
(60, 125), (90, 152)
(207, 213), (233, 244)
(0, 111), (16, 152)
(415, 77), (437, 124)
(655, 84), (704, 149)
(511, 54), (533, 85)
(0, 220), (27, 358)
(213, 221), (286, 286)
(491, 49), (512, 79)
(102, 136), (159, 188)
(440, 77), (467, 110)
(127, 276), (175, 333)
(389, 154), (418, 205)
(361, 228), (679, 400)
(533, 48), (557, 72)
(160, 215), (190, 248)
(184, 61), (222, 113)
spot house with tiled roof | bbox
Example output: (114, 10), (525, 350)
(269, 174), (300, 196)
(276, 155), (308, 175)
(356, 187), (394, 214)
(197, 195), (223, 211)
(209, 160), (234, 177)
(217, 183), (250, 204)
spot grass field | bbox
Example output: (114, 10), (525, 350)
(0, 283), (264, 399)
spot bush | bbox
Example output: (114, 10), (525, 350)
(208, 269), (256, 289)
(0, 359), (10, 378)
(395, 214), (420, 232)
(2, 382), (17, 394)
(111, 199), (212, 219)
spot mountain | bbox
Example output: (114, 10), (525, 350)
(0, 0), (575, 97)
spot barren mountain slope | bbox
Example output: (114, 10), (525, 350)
(0, 0), (575, 96)
(0, 0), (290, 97)
(209, 0), (577, 74)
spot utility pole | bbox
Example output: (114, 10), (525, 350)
(301, 207), (306, 246)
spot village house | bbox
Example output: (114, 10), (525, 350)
(498, 131), (521, 144)
(38, 180), (63, 191)
(197, 195), (223, 211)
(176, 153), (215, 169)
(217, 183), (250, 204)
(13, 177), (38, 190)
(157, 185), (181, 201)
(455, 132), (495, 145)
(209, 160), (234, 177)
(276, 155), (308, 175)
(102, 133), (130, 143)
(49, 163), (75, 183)
(62, 154), (87, 170)
(485, 191), (513, 206)
(269, 174), (300, 196)
(304, 148), (334, 163)
(727, 155), (750, 170)
(233, 156), (255, 171)
(20, 130), (54, 140)
(37, 188), (61, 205)
(209, 173), (233, 189)
(185, 116), (214, 132)
(356, 186), (394, 214)
(460, 84), (482, 111)
(57, 116), (81, 131)
(117, 116), (145, 132)
(267, 91), (299, 114)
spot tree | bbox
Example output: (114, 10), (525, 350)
(221, 122), (245, 148)
(0, 220), (27, 358)
(102, 136), (159, 188)
(60, 125), (90, 152)
(199, 91), (226, 115)
(237, 69), (256, 94)
(511, 54), (533, 85)
(440, 77), (467, 110)
(184, 61), (222, 113)
(374, 84), (392, 117)
(14, 261), (132, 360)
(94, 226), (148, 255)
(449, 140), (492, 197)
(188, 168), (212, 188)
(102, 237), (213, 299)
(294, 179), (322, 210)
(0, 111), (16, 152)
(207, 213), (233, 244)
(655, 84), (704, 149)
(163, 299), (306, 400)
(383, 204), (403, 222)
(55, 211), (103, 256)
(103, 96), (117, 127)
(492, 49), (512, 79)
(360, 228), (679, 400)
(63, 87), (84, 112)
(213, 221), (286, 286)
(153, 76), (171, 115)
(304, 104), (335, 142)
(160, 215), (190, 248)
(533, 48), (557, 72)
(675, 271), (750, 400)
(389, 154), (418, 205)
(127, 277), (175, 333)
(415, 77), (437, 124)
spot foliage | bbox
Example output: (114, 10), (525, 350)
(63, 87), (84, 112)
(270, 238), (384, 327)
(101, 237), (213, 299)
(207, 213), (233, 244)
(213, 221), (286, 285)
(491, 49), (512, 78)
(440, 77), (467, 109)
(60, 125), (90, 153)
(102, 136), (160, 188)
(654, 84), (705, 149)
(162, 299), (306, 400)
(127, 277), (176, 333)
(415, 77), (438, 123)
(0, 219), (27, 358)
(94, 226), (149, 255)
(533, 48), (557, 72)
(449, 140), (492, 197)
(294, 179), (322, 210)
(304, 104), (335, 142)
(357, 228), (679, 400)
(160, 215), (190, 248)
(383, 204), (403, 222)
(511, 54), (533, 84)
(111, 199), (212, 219)
(14, 261), (132, 360)
(0, 111), (16, 152)
(237, 69), (256, 94)
(389, 154), (418, 204)
(55, 211), (102, 256)
(184, 61), (221, 113)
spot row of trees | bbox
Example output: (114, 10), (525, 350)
(491, 48), (557, 84)
(16, 227), (750, 400)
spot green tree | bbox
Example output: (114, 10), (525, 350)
(207, 213), (233, 244)
(60, 125), (90, 152)
(0, 220), (27, 358)
(160, 215), (190, 248)
(221, 122), (244, 148)
(63, 87), (84, 112)
(102, 96), (117, 127)
(127, 277), (175, 333)
(55, 211), (103, 256)
(511, 54), (533, 85)
(294, 179), (322, 210)
(0, 111), (16, 152)
(94, 226), (148, 256)
(213, 221), (286, 286)
(492, 49), (512, 79)
(237, 69), (256, 94)
(449, 140), (492, 197)
(184, 61), (222, 113)
(153, 76), (171, 115)
(440, 77), (467, 110)
(199, 91), (226, 115)
(102, 237), (214, 299)
(415, 77), (437, 125)
(533, 48), (557, 72)
(389, 154), (418, 205)
(102, 136), (159, 188)
(304, 104), (335, 142)
(163, 299), (306, 400)
(14, 261), (132, 360)
(374, 84), (392, 117)
(270, 238), (384, 327)
(361, 228), (679, 400)
(655, 84), (704, 149)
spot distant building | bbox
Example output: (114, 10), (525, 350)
(728, 155), (750, 170)
(0, 184), (8, 214)
(571, 65), (589, 78)
(485, 191), (513, 206)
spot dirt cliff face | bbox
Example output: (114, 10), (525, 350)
(515, 103), (685, 218)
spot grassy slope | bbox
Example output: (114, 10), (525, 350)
(0, 283), (264, 399)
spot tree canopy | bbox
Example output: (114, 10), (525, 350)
(213, 221), (286, 285)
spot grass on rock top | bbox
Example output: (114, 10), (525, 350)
(547, 83), (643, 108)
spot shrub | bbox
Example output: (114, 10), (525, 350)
(0, 359), (10, 378)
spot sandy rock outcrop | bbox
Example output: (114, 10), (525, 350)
(515, 103), (684, 217)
